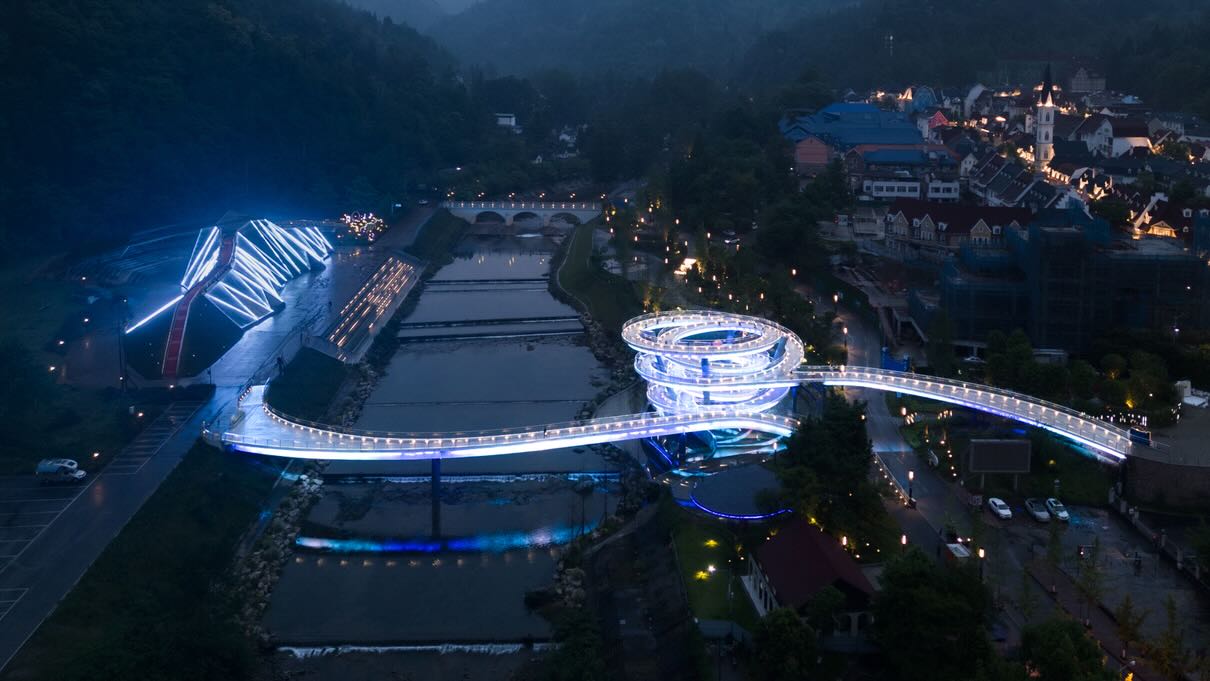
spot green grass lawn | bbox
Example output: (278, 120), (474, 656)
(0, 259), (163, 474)
(264, 347), (349, 421)
(666, 504), (761, 633)
(978, 436), (1112, 506)
(906, 415), (1112, 506)
(556, 222), (642, 334)
(0, 258), (79, 354)
(885, 392), (952, 416)
(2, 442), (283, 681)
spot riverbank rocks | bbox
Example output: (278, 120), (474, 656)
(553, 565), (588, 608)
(228, 469), (326, 638)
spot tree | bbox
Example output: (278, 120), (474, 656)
(1113, 594), (1148, 660)
(1171, 179), (1198, 204)
(1161, 140), (1192, 160)
(1149, 594), (1189, 680)
(1090, 198), (1132, 228)
(775, 393), (887, 543)
(751, 608), (818, 681)
(541, 609), (606, 681)
(774, 67), (834, 111)
(1191, 648), (1210, 681)
(1070, 360), (1098, 400)
(1021, 618), (1115, 681)
(804, 585), (845, 636)
(1075, 538), (1105, 627)
(1101, 353), (1127, 380)
(872, 550), (994, 681)
(0, 339), (54, 420)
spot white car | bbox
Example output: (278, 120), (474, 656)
(986, 497), (1012, 520)
(1024, 498), (1050, 523)
(1045, 498), (1070, 522)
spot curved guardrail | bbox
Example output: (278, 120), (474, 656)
(207, 385), (796, 460)
(797, 366), (1131, 460)
(622, 311), (805, 416)
(209, 311), (1134, 462)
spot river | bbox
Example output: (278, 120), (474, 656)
(265, 223), (622, 646)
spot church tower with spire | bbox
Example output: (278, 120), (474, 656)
(1034, 65), (1056, 173)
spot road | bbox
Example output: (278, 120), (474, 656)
(0, 207), (436, 671)
(804, 285), (1052, 647)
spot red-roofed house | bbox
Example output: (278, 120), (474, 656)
(884, 198), (1032, 260)
(743, 519), (875, 638)
(1135, 199), (1210, 245)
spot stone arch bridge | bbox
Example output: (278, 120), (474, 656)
(442, 200), (602, 226)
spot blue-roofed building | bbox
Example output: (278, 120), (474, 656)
(845, 147), (960, 202)
(783, 102), (926, 174)
(859, 149), (933, 166)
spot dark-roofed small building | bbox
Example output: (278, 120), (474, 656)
(743, 519), (875, 638)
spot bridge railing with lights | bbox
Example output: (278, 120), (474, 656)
(442, 201), (602, 212)
(210, 311), (1134, 462)
(796, 365), (1131, 460)
(204, 385), (798, 459)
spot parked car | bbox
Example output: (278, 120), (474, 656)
(986, 497), (1012, 520)
(1045, 498), (1070, 522)
(1024, 498), (1050, 523)
(35, 458), (87, 483)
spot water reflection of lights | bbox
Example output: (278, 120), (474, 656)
(295, 523), (597, 555)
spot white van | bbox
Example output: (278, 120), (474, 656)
(36, 459), (87, 483)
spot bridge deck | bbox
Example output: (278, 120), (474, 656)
(210, 311), (1133, 462)
(207, 386), (797, 460)
(798, 366), (1131, 460)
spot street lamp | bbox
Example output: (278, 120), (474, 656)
(907, 470), (915, 506)
(977, 547), (986, 582)
(843, 326), (848, 351)
(833, 292), (839, 312)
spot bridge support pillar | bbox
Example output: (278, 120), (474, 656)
(431, 458), (441, 538)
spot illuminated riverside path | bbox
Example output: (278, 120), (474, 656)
(204, 311), (1133, 462)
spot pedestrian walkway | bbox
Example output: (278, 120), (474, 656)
(0, 209), (441, 673)
(1027, 560), (1160, 679)
(0, 388), (236, 671)
(104, 401), (203, 475)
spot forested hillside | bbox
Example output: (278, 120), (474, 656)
(0, 0), (483, 254)
(340, 0), (448, 31)
(429, 0), (843, 76)
(736, 0), (1210, 116)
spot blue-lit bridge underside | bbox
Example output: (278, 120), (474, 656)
(206, 312), (1132, 462)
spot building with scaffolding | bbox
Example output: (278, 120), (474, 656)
(937, 207), (1210, 352)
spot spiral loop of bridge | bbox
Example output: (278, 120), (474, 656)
(621, 311), (804, 417)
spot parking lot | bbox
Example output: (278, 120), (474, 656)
(0, 401), (202, 621)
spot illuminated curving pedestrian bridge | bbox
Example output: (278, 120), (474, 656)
(204, 311), (1133, 462)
